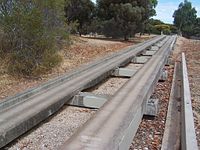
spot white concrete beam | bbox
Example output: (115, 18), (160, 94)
(67, 92), (109, 109)
(112, 68), (138, 77)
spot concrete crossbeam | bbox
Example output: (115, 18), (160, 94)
(127, 64), (143, 70)
(144, 99), (159, 117)
(67, 92), (109, 109)
(112, 68), (138, 77)
(132, 56), (151, 64)
(166, 57), (173, 66)
(143, 50), (156, 56)
(155, 43), (163, 48)
(159, 70), (168, 81)
(151, 46), (159, 51)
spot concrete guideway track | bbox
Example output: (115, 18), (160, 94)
(61, 36), (177, 150)
(0, 36), (166, 148)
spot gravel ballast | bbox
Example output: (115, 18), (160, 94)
(5, 106), (95, 150)
(125, 64), (143, 70)
(87, 77), (129, 95)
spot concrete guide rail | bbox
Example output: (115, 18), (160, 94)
(0, 36), (166, 148)
(60, 36), (176, 150)
(181, 53), (198, 150)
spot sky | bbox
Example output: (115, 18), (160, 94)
(154, 0), (200, 24)
(91, 0), (200, 24)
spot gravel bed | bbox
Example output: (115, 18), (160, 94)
(130, 65), (174, 150)
(4, 106), (95, 150)
(125, 64), (143, 70)
(87, 64), (142, 96)
(88, 77), (129, 95)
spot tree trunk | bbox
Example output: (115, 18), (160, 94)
(78, 24), (82, 36)
(124, 35), (128, 41)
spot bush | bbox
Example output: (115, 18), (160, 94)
(170, 25), (178, 34)
(149, 25), (160, 35)
(0, 0), (68, 76)
(102, 19), (124, 38)
(163, 29), (171, 35)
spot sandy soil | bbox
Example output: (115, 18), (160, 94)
(0, 35), (151, 101)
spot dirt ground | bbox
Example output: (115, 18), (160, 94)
(0, 35), (151, 101)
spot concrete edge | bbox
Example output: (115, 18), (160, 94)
(181, 53), (198, 150)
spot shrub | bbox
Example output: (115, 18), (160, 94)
(0, 0), (68, 76)
(163, 29), (171, 35)
(149, 25), (160, 35)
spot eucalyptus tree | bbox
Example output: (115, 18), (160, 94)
(173, 0), (197, 36)
(65, 0), (95, 36)
(96, 0), (158, 40)
(0, 0), (68, 76)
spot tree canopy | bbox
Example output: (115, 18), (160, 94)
(173, 0), (197, 37)
(0, 0), (67, 76)
(194, 18), (200, 37)
(64, 0), (158, 39)
(95, 0), (157, 40)
(65, 0), (95, 36)
(143, 18), (177, 35)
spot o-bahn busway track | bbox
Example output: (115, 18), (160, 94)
(60, 36), (177, 150)
(0, 36), (167, 148)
